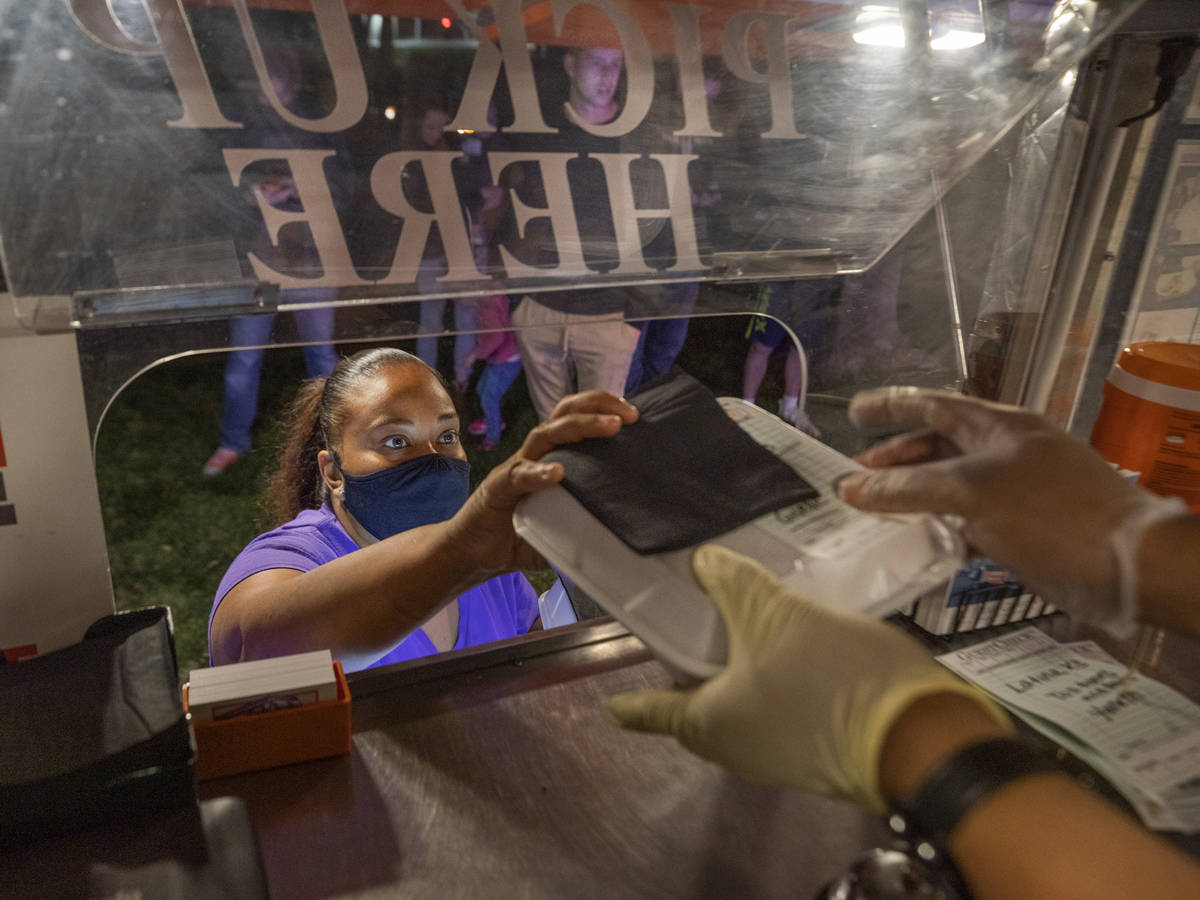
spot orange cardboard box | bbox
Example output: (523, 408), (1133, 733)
(183, 661), (351, 781)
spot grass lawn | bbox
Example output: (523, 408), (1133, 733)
(94, 315), (784, 678)
(95, 351), (304, 677)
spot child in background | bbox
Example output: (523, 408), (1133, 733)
(464, 294), (522, 451)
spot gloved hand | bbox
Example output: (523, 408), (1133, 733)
(838, 387), (1187, 637)
(607, 545), (1010, 811)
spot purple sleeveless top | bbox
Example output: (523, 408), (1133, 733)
(210, 505), (538, 669)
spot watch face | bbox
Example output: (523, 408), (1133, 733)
(818, 848), (955, 900)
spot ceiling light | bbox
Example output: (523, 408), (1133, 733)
(853, 25), (906, 48)
(930, 30), (985, 51)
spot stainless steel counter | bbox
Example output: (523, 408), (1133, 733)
(198, 622), (893, 899)
(194, 615), (1200, 898)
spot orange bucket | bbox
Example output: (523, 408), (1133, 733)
(1090, 342), (1200, 511)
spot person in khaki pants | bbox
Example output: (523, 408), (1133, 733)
(510, 45), (661, 418)
(512, 295), (640, 420)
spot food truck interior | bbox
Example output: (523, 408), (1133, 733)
(3, 0), (1200, 895)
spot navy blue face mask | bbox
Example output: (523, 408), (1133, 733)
(340, 453), (471, 541)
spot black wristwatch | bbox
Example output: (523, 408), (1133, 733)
(886, 737), (1065, 897)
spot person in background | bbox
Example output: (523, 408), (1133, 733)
(463, 289), (522, 452)
(827, 246), (935, 383)
(460, 222), (521, 453)
(742, 279), (835, 436)
(623, 65), (727, 395)
(610, 388), (1200, 899)
(456, 102), (511, 241)
(510, 46), (650, 420)
(203, 44), (350, 476)
(624, 283), (698, 396)
(411, 106), (476, 397)
(209, 347), (636, 671)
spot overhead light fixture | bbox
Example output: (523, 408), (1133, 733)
(852, 25), (906, 49)
(854, 25), (985, 51)
(853, 5), (904, 49)
(930, 30), (985, 51)
(852, 3), (986, 53)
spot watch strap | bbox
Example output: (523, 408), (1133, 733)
(898, 738), (1063, 850)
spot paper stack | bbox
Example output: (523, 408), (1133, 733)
(188, 650), (337, 722)
(938, 627), (1200, 833)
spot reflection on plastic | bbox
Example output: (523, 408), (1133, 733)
(0, 0), (1139, 303)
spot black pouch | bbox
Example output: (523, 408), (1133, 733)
(544, 369), (819, 554)
(0, 607), (195, 848)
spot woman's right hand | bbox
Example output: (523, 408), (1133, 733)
(449, 390), (639, 575)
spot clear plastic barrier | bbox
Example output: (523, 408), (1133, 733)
(0, 0), (1145, 677)
(0, 0), (1140, 323)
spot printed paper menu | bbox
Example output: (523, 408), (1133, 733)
(937, 627), (1200, 832)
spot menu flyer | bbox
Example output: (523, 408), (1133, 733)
(938, 627), (1200, 833)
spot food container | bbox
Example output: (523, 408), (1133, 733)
(1090, 341), (1200, 510)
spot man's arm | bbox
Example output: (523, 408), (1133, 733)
(609, 547), (1200, 900)
(1137, 514), (1200, 639)
(882, 693), (1200, 900)
(839, 387), (1195, 638)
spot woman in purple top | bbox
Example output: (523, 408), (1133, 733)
(209, 347), (638, 672)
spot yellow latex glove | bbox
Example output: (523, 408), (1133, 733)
(608, 545), (1011, 811)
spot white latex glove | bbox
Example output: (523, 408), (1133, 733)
(607, 545), (1010, 812)
(839, 387), (1187, 638)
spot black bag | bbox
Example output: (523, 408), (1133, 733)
(544, 369), (819, 554)
(0, 607), (195, 848)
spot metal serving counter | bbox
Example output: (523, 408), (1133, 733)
(194, 616), (1200, 898)
(198, 621), (892, 898)
(4, 614), (1198, 897)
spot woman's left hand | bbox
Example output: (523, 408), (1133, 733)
(449, 390), (639, 574)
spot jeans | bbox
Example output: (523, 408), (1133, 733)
(220, 299), (338, 454)
(415, 256), (477, 384)
(625, 282), (699, 393)
(477, 359), (522, 442)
